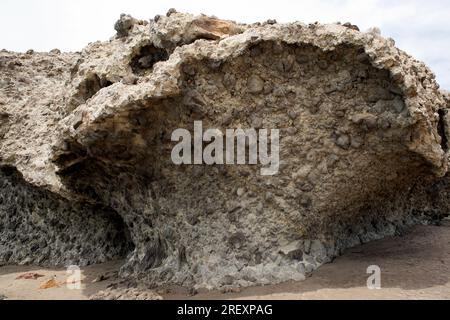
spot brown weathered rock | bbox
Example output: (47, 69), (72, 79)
(1, 12), (450, 289)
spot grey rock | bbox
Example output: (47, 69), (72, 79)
(228, 232), (246, 249)
(50, 49), (61, 55)
(335, 134), (351, 149)
(247, 75), (265, 94)
(114, 14), (137, 38)
(0, 11), (449, 292)
(351, 113), (378, 130)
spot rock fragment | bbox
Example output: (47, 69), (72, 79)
(1, 11), (449, 291)
(114, 14), (137, 38)
(247, 75), (264, 94)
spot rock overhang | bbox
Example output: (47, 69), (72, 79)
(1, 11), (450, 289)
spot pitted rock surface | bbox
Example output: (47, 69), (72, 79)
(1, 11), (449, 289)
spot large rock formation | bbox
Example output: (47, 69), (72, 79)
(1, 11), (449, 289)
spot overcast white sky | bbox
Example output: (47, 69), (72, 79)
(1, 0), (449, 89)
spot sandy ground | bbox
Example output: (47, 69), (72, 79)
(1, 220), (449, 300)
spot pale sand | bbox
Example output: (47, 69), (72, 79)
(1, 221), (449, 300)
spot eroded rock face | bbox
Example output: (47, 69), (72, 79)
(0, 167), (133, 267)
(1, 11), (449, 289)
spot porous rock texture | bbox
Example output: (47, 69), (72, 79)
(1, 11), (450, 289)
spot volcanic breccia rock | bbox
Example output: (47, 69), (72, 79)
(1, 11), (450, 289)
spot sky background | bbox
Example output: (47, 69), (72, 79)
(1, 0), (449, 89)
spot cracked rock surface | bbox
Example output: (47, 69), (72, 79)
(1, 11), (450, 289)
